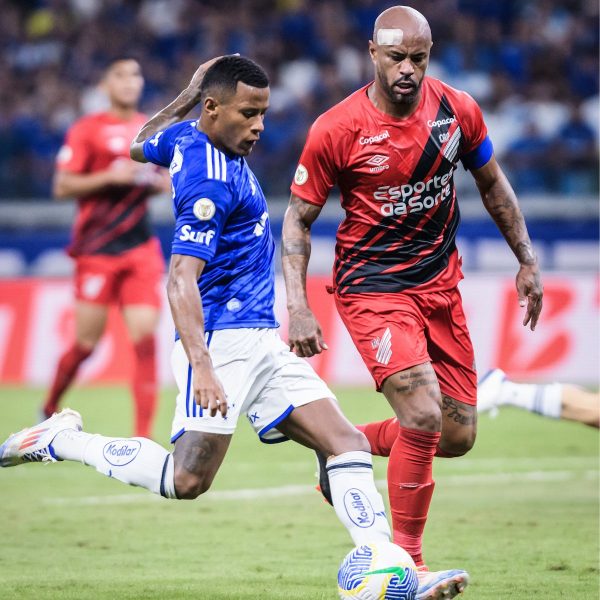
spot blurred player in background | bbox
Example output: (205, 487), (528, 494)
(477, 369), (599, 428)
(283, 6), (543, 597)
(2, 56), (393, 556)
(41, 58), (169, 438)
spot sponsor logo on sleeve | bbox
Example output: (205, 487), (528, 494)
(193, 198), (216, 221)
(179, 225), (215, 245)
(103, 440), (141, 466)
(294, 164), (308, 185)
(343, 488), (375, 528)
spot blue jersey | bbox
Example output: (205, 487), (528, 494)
(143, 120), (278, 332)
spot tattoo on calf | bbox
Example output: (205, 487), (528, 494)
(442, 395), (477, 426)
(180, 436), (218, 475)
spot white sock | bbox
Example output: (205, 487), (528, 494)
(327, 450), (391, 546)
(501, 381), (563, 419)
(51, 429), (176, 498)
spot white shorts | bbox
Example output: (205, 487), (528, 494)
(170, 328), (335, 444)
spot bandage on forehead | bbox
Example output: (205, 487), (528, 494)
(376, 28), (404, 46)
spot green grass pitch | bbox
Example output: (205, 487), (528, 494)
(0, 386), (598, 599)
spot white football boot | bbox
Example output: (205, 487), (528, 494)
(476, 368), (507, 417)
(0, 409), (82, 467)
(416, 567), (470, 599)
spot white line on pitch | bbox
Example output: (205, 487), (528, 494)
(43, 469), (598, 507)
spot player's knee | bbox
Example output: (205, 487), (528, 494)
(384, 379), (442, 432)
(173, 469), (213, 500)
(398, 402), (442, 432)
(331, 427), (371, 455)
(440, 428), (476, 456)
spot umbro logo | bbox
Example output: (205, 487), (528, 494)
(366, 154), (390, 172)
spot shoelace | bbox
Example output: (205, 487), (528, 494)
(22, 448), (56, 463)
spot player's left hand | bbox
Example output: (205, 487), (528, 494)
(516, 262), (543, 331)
(192, 362), (228, 418)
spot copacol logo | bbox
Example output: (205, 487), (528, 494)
(103, 440), (141, 466)
(344, 488), (375, 528)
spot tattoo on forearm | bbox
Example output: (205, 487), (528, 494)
(484, 181), (536, 264)
(442, 395), (477, 426)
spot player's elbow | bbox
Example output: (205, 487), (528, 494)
(130, 141), (147, 163)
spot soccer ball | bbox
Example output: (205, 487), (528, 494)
(338, 541), (418, 600)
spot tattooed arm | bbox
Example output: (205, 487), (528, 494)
(281, 194), (327, 357)
(471, 155), (543, 330)
(130, 56), (222, 162)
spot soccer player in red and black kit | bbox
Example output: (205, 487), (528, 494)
(282, 6), (543, 599)
(41, 58), (169, 438)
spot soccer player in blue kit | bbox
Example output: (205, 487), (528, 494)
(0, 56), (392, 550)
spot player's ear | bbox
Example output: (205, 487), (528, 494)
(203, 96), (219, 119)
(368, 41), (377, 64)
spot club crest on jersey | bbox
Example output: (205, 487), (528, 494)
(294, 164), (308, 185)
(193, 198), (216, 221)
(366, 154), (390, 173)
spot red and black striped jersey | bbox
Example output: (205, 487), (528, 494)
(56, 111), (154, 257)
(291, 77), (490, 294)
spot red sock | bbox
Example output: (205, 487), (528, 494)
(387, 426), (441, 566)
(357, 418), (399, 457)
(357, 419), (458, 459)
(132, 336), (157, 438)
(43, 343), (93, 416)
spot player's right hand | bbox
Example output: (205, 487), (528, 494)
(186, 54), (238, 102)
(288, 307), (328, 357)
(192, 364), (228, 418)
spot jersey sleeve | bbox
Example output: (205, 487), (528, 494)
(455, 91), (493, 170)
(171, 178), (234, 263)
(55, 120), (92, 173)
(142, 122), (184, 167)
(290, 114), (345, 206)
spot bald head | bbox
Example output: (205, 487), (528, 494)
(368, 6), (432, 115)
(373, 6), (431, 47)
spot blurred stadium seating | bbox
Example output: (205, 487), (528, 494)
(0, 0), (597, 276)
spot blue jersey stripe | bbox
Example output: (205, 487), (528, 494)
(185, 364), (192, 418)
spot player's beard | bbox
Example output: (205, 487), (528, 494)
(378, 68), (421, 106)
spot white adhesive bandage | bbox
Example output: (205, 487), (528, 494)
(376, 28), (404, 46)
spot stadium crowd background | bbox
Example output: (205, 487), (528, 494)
(0, 0), (597, 387)
(1, 0), (598, 200)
